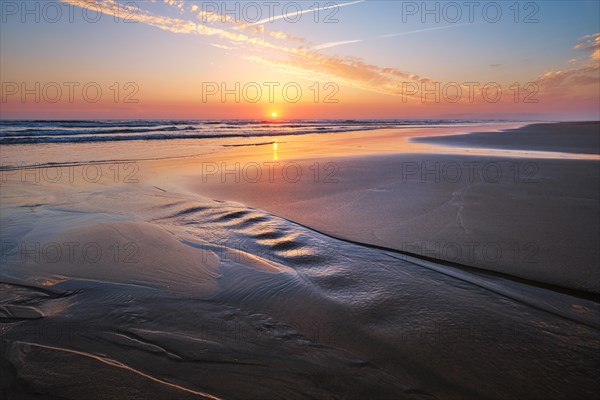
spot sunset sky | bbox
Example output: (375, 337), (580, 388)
(1, 0), (599, 120)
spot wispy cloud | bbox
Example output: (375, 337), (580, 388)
(244, 49), (432, 98)
(62, 0), (280, 50)
(60, 0), (430, 98)
(312, 40), (363, 50)
(379, 23), (470, 39)
(68, 0), (584, 104)
(210, 43), (233, 50)
(535, 34), (600, 97)
(76, 0), (559, 105)
(574, 33), (600, 60)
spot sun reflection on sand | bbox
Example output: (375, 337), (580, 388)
(273, 139), (279, 161)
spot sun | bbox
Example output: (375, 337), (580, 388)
(270, 112), (278, 119)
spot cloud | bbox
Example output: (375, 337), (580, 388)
(70, 0), (592, 104)
(266, 30), (306, 43)
(62, 0), (281, 50)
(489, 64), (502, 68)
(379, 23), (470, 39)
(210, 43), (233, 50)
(60, 0), (430, 98)
(574, 33), (600, 60)
(537, 66), (599, 88)
(66, 0), (598, 105)
(162, 0), (185, 13)
(312, 40), (363, 50)
(245, 48), (432, 98)
(535, 34), (600, 97)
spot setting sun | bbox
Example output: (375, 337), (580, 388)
(271, 112), (278, 118)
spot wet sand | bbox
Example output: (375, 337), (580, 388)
(178, 123), (600, 293)
(1, 122), (599, 399)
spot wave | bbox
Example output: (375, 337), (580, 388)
(0, 119), (493, 145)
(0, 126), (380, 144)
(0, 125), (197, 137)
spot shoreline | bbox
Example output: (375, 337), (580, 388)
(0, 121), (526, 167)
(2, 122), (598, 173)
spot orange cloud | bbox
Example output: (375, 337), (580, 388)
(535, 33), (600, 98)
(575, 33), (600, 60)
(60, 1), (598, 109)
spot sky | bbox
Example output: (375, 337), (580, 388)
(0, 0), (599, 120)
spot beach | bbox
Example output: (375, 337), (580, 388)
(1, 121), (599, 399)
